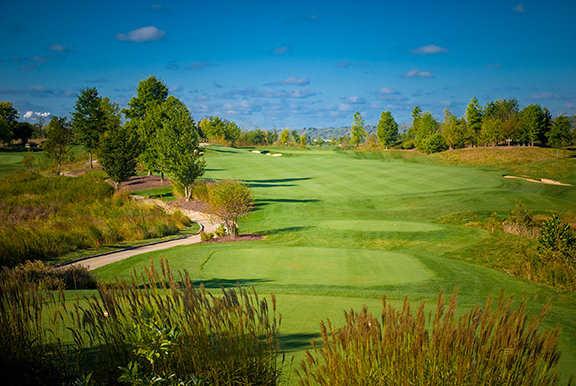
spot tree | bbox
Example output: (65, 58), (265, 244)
(71, 88), (105, 168)
(415, 112), (439, 150)
(124, 76), (169, 175)
(519, 104), (547, 146)
(100, 97), (122, 133)
(44, 117), (72, 175)
(465, 97), (482, 145)
(376, 111), (398, 149)
(13, 122), (34, 144)
(199, 116), (242, 146)
(479, 118), (501, 146)
(98, 125), (140, 190)
(0, 101), (18, 144)
(208, 181), (253, 238)
(278, 129), (291, 145)
(124, 76), (169, 120)
(350, 112), (366, 147)
(547, 115), (572, 148)
(155, 97), (205, 200)
(441, 109), (466, 149)
(299, 133), (308, 146)
(484, 99), (520, 145)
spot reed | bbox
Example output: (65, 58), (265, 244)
(298, 293), (563, 386)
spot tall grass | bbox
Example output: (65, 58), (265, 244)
(0, 260), (282, 385)
(0, 172), (190, 266)
(298, 293), (563, 386)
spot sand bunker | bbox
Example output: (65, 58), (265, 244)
(504, 175), (572, 186)
(250, 150), (282, 157)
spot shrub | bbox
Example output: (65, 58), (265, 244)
(214, 224), (227, 238)
(0, 260), (97, 290)
(298, 293), (561, 386)
(200, 230), (214, 241)
(420, 132), (448, 154)
(503, 202), (538, 238)
(207, 180), (253, 238)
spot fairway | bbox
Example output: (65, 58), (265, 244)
(95, 146), (576, 380)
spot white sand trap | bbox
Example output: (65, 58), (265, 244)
(271, 153), (282, 157)
(250, 150), (261, 154)
(504, 175), (572, 186)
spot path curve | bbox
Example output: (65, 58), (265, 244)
(66, 197), (220, 271)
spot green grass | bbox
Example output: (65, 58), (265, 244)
(92, 145), (576, 381)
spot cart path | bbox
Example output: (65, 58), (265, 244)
(66, 197), (220, 271)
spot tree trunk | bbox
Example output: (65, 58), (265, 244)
(114, 181), (120, 191)
(229, 221), (238, 239)
(148, 170), (152, 176)
(160, 172), (164, 182)
(89, 152), (93, 169)
(184, 186), (191, 201)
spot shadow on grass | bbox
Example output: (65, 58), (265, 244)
(207, 148), (240, 154)
(258, 226), (312, 236)
(192, 278), (272, 288)
(247, 183), (296, 188)
(205, 168), (225, 171)
(254, 198), (320, 211)
(279, 333), (320, 352)
(243, 177), (312, 183)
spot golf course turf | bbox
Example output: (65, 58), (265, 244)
(94, 146), (576, 381)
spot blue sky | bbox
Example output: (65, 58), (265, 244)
(1, 0), (575, 128)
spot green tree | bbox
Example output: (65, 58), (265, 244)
(0, 101), (18, 144)
(124, 76), (169, 175)
(278, 129), (291, 145)
(200, 116), (242, 146)
(100, 97), (122, 132)
(376, 111), (398, 149)
(479, 117), (501, 146)
(155, 97), (205, 200)
(441, 109), (466, 149)
(350, 112), (366, 147)
(415, 112), (439, 150)
(98, 125), (140, 190)
(124, 76), (169, 120)
(547, 115), (572, 148)
(208, 181), (253, 238)
(519, 104), (547, 146)
(13, 122), (34, 145)
(44, 117), (72, 175)
(299, 133), (309, 146)
(484, 99), (520, 145)
(465, 97), (482, 145)
(71, 88), (105, 168)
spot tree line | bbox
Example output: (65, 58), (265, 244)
(25, 76), (205, 197)
(343, 98), (576, 153)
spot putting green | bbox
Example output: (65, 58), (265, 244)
(321, 219), (442, 232)
(196, 247), (434, 286)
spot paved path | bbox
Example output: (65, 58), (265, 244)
(67, 198), (220, 271)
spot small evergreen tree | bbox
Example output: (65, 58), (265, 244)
(376, 111), (398, 149)
(519, 104), (547, 146)
(155, 97), (205, 200)
(72, 88), (105, 168)
(350, 112), (366, 147)
(44, 117), (72, 175)
(98, 125), (140, 190)
(441, 109), (466, 149)
(465, 97), (482, 145)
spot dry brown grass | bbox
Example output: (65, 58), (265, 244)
(299, 293), (563, 386)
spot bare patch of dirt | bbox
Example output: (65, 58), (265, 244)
(170, 198), (211, 212)
(206, 234), (263, 243)
(504, 175), (572, 186)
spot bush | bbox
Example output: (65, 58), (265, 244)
(200, 230), (214, 241)
(207, 180), (253, 238)
(503, 202), (538, 238)
(298, 293), (561, 385)
(0, 260), (97, 290)
(420, 132), (448, 153)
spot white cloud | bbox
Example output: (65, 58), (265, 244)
(23, 111), (51, 119)
(265, 77), (310, 86)
(405, 69), (433, 78)
(514, 3), (525, 13)
(379, 87), (396, 94)
(412, 44), (447, 55)
(273, 45), (289, 55)
(116, 26), (165, 42)
(49, 44), (67, 52)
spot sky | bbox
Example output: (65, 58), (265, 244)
(1, 0), (575, 129)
